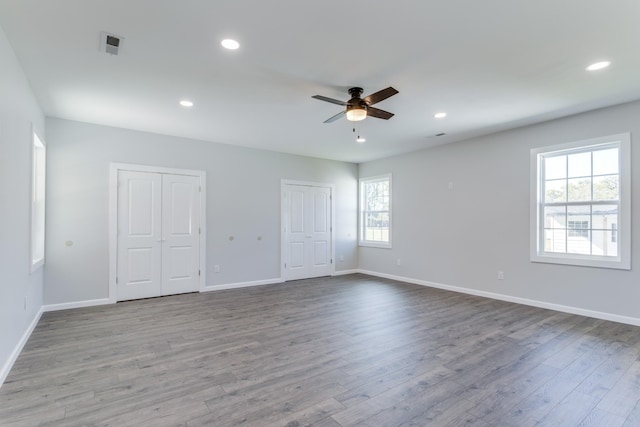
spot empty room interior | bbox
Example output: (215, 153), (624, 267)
(2, 1), (640, 426)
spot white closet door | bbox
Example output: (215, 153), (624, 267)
(117, 170), (201, 301)
(161, 174), (200, 295)
(117, 171), (162, 300)
(283, 184), (332, 281)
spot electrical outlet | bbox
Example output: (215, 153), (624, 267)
(339, 255), (344, 262)
(396, 258), (402, 266)
(498, 270), (504, 280)
(214, 265), (220, 273)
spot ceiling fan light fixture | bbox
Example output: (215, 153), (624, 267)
(346, 107), (367, 122)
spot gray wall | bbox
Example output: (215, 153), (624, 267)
(44, 118), (358, 304)
(359, 100), (640, 320)
(0, 26), (45, 375)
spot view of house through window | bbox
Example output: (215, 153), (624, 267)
(531, 133), (630, 269)
(359, 174), (391, 247)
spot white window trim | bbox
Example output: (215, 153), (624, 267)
(359, 173), (392, 248)
(530, 133), (631, 270)
(30, 126), (46, 273)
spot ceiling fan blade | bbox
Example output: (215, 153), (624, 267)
(367, 107), (394, 120)
(363, 87), (398, 105)
(323, 110), (346, 123)
(312, 95), (348, 106)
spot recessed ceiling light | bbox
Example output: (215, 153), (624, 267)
(356, 137), (366, 143)
(221, 39), (240, 50)
(586, 61), (611, 71)
(179, 100), (194, 108)
(434, 112), (447, 119)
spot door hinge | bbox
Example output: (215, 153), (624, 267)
(116, 276), (118, 284)
(199, 185), (202, 192)
(284, 263), (287, 269)
(199, 227), (201, 235)
(331, 259), (333, 264)
(198, 270), (201, 276)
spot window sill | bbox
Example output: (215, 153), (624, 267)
(359, 241), (392, 249)
(531, 253), (629, 270)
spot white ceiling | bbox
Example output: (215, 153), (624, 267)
(1, 0), (640, 163)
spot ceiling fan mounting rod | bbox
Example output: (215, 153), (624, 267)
(348, 87), (364, 99)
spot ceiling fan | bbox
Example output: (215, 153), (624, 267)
(312, 86), (398, 123)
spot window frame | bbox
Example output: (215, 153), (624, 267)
(359, 173), (392, 248)
(530, 133), (631, 270)
(30, 127), (46, 273)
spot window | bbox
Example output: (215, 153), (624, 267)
(31, 128), (46, 272)
(530, 133), (630, 269)
(359, 174), (391, 248)
(567, 220), (589, 238)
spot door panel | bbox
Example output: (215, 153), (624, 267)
(161, 174), (200, 295)
(127, 248), (154, 283)
(314, 191), (328, 232)
(283, 184), (332, 281)
(168, 246), (193, 279)
(313, 241), (328, 266)
(117, 171), (162, 300)
(290, 242), (305, 269)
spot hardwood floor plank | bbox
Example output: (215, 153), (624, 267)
(2, 274), (640, 426)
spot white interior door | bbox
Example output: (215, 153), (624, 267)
(117, 171), (162, 300)
(161, 174), (200, 295)
(117, 170), (200, 301)
(283, 184), (332, 281)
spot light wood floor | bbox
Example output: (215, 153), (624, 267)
(2, 274), (640, 426)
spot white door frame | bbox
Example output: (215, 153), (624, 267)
(109, 163), (207, 303)
(280, 179), (336, 281)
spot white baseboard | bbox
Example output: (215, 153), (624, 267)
(0, 306), (44, 388)
(359, 269), (640, 327)
(201, 277), (284, 292)
(42, 298), (113, 312)
(332, 269), (360, 276)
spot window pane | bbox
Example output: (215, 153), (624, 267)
(545, 179), (566, 203)
(566, 205), (591, 255)
(568, 151), (591, 178)
(364, 212), (389, 242)
(544, 155), (566, 180)
(544, 206), (566, 228)
(567, 177), (591, 202)
(591, 205), (617, 229)
(544, 228), (566, 253)
(567, 205), (590, 222)
(591, 230), (617, 257)
(593, 148), (618, 176)
(593, 175), (618, 201)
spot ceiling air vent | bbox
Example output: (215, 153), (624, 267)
(100, 32), (123, 55)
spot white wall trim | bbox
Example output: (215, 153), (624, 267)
(280, 179), (336, 281)
(0, 306), (44, 388)
(42, 298), (112, 312)
(332, 269), (360, 276)
(109, 162), (207, 302)
(201, 278), (284, 292)
(359, 269), (640, 327)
